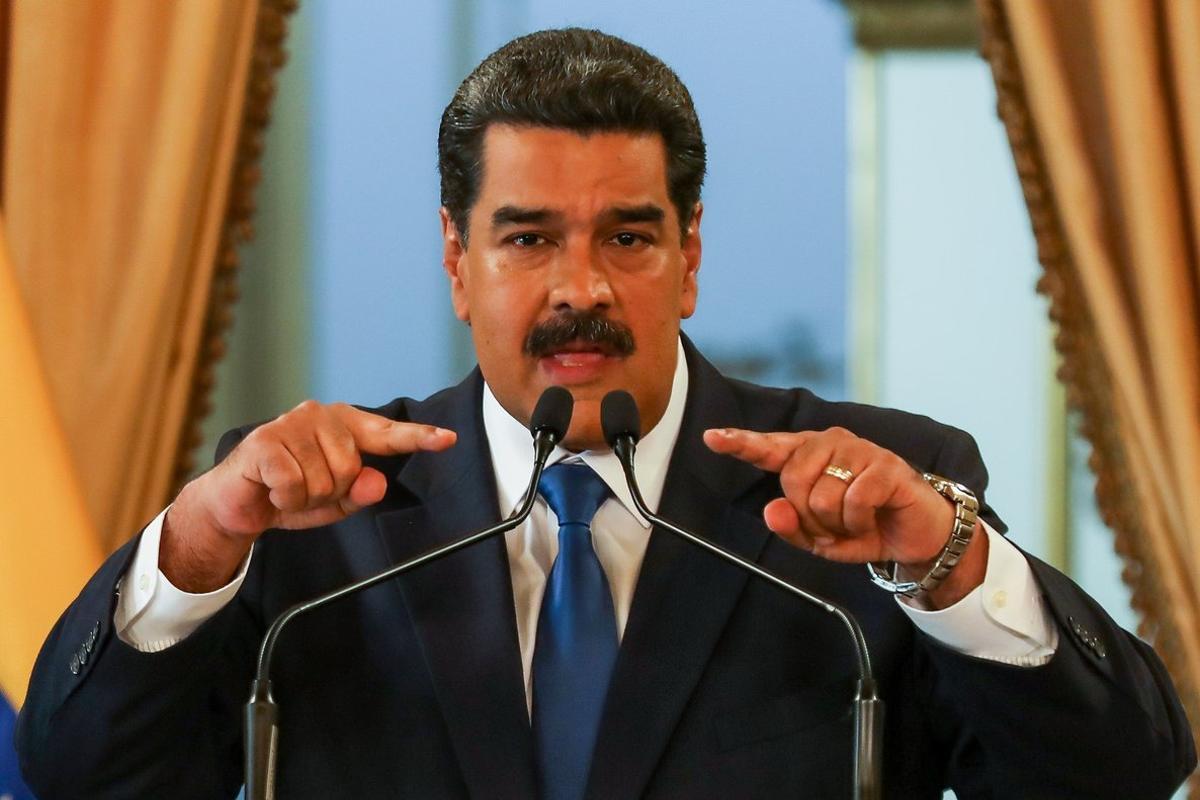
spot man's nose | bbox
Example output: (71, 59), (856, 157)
(548, 240), (614, 312)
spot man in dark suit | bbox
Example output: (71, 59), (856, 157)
(17, 28), (1196, 799)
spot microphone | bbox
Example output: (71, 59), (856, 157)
(601, 390), (884, 800)
(244, 386), (574, 800)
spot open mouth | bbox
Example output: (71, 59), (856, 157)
(538, 341), (620, 382)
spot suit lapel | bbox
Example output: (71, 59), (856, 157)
(588, 344), (772, 798)
(374, 373), (537, 798)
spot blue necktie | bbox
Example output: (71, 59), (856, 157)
(532, 463), (618, 800)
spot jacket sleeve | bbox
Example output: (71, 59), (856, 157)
(923, 427), (1196, 799)
(16, 429), (260, 800)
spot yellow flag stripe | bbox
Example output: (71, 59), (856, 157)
(0, 218), (103, 707)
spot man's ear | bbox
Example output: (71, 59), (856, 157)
(680, 202), (703, 320)
(440, 207), (470, 323)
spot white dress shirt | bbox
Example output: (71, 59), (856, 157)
(116, 339), (1058, 704)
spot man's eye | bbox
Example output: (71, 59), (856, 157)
(612, 232), (644, 247)
(511, 233), (544, 247)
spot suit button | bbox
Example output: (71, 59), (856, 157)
(1067, 616), (1105, 658)
(88, 621), (100, 646)
(77, 647), (89, 667)
(69, 654), (81, 675)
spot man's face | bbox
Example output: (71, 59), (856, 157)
(441, 125), (701, 450)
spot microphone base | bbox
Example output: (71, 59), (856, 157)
(245, 679), (279, 800)
(853, 679), (885, 800)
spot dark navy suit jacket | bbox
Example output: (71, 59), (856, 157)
(17, 342), (1196, 798)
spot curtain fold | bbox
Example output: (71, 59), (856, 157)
(3, 0), (259, 552)
(980, 0), (1200, 774)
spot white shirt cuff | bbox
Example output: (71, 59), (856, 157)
(114, 506), (252, 653)
(898, 521), (1059, 666)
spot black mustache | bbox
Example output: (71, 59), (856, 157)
(524, 312), (637, 358)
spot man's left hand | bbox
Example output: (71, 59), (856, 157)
(703, 426), (987, 608)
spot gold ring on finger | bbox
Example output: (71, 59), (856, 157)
(823, 463), (854, 483)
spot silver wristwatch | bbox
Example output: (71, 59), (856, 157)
(867, 473), (979, 598)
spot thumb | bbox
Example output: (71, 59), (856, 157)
(340, 466), (388, 513)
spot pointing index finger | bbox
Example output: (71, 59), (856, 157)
(703, 428), (812, 473)
(334, 405), (457, 455)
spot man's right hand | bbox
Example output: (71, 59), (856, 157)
(161, 401), (457, 592)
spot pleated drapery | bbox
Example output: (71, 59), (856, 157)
(3, 0), (293, 554)
(0, 0), (295, 713)
(980, 0), (1200, 774)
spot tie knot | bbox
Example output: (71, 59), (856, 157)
(538, 463), (610, 527)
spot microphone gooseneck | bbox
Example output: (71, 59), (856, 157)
(600, 390), (884, 800)
(245, 386), (574, 800)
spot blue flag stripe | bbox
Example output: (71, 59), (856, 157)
(0, 694), (35, 800)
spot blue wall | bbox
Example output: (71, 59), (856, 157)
(310, 1), (458, 405)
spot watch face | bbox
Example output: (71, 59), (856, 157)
(926, 474), (979, 512)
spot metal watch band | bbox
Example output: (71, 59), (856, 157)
(866, 473), (979, 598)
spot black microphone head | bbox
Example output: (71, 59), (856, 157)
(601, 390), (641, 448)
(530, 386), (574, 442)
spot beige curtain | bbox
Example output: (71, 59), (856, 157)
(979, 0), (1200, 770)
(3, 0), (292, 553)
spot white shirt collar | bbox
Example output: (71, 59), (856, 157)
(482, 338), (689, 528)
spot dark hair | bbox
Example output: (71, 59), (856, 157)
(438, 28), (706, 243)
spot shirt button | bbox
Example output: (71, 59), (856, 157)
(991, 590), (1007, 609)
(138, 573), (151, 592)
